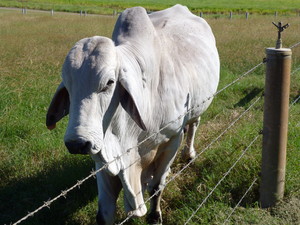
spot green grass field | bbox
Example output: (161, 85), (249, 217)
(0, 8), (300, 225)
(1, 0), (300, 15)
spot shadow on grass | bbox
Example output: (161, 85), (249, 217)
(0, 156), (97, 225)
(234, 88), (263, 108)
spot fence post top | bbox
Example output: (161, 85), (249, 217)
(266, 47), (292, 55)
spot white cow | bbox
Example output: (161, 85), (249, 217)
(46, 5), (219, 224)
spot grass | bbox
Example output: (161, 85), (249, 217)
(1, 0), (300, 15)
(0, 8), (299, 225)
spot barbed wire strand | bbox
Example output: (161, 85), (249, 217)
(222, 177), (258, 225)
(291, 65), (300, 75)
(12, 168), (99, 225)
(290, 64), (300, 107)
(290, 41), (300, 49)
(118, 95), (262, 225)
(184, 134), (260, 225)
(290, 95), (300, 107)
(214, 62), (264, 97)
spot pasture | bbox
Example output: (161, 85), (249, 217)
(0, 8), (299, 225)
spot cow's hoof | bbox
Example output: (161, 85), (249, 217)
(181, 147), (196, 162)
(96, 212), (106, 225)
(146, 211), (162, 225)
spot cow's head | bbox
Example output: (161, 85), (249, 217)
(46, 36), (146, 157)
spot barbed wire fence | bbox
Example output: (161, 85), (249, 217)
(10, 40), (300, 225)
(183, 42), (300, 224)
(221, 84), (300, 225)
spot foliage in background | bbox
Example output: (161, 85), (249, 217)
(0, 8), (299, 225)
(0, 0), (300, 15)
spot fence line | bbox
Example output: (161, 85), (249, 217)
(221, 87), (300, 225)
(222, 177), (258, 225)
(4, 3), (300, 17)
(11, 39), (299, 224)
(118, 95), (262, 225)
(184, 135), (260, 224)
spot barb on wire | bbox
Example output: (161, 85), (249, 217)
(222, 178), (258, 225)
(118, 96), (263, 225)
(184, 134), (260, 225)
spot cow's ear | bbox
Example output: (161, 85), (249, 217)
(46, 82), (70, 130)
(119, 68), (147, 131)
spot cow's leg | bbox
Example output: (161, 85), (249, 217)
(181, 117), (200, 161)
(147, 132), (184, 224)
(95, 163), (122, 225)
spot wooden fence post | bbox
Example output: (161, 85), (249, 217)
(260, 23), (292, 208)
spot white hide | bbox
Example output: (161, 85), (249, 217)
(46, 4), (219, 224)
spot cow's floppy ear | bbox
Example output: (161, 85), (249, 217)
(119, 68), (147, 131)
(46, 82), (70, 130)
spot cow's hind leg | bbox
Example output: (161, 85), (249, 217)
(147, 132), (184, 224)
(181, 117), (200, 161)
(96, 163), (122, 225)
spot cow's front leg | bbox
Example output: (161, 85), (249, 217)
(181, 117), (200, 161)
(147, 132), (184, 224)
(95, 163), (122, 225)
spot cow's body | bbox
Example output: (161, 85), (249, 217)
(46, 5), (219, 224)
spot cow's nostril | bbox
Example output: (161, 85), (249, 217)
(65, 140), (92, 155)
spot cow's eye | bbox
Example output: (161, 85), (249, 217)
(106, 79), (115, 86)
(99, 79), (115, 93)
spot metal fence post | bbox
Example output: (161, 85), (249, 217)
(260, 22), (292, 208)
(246, 12), (249, 19)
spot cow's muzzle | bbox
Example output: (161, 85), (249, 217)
(65, 140), (92, 155)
